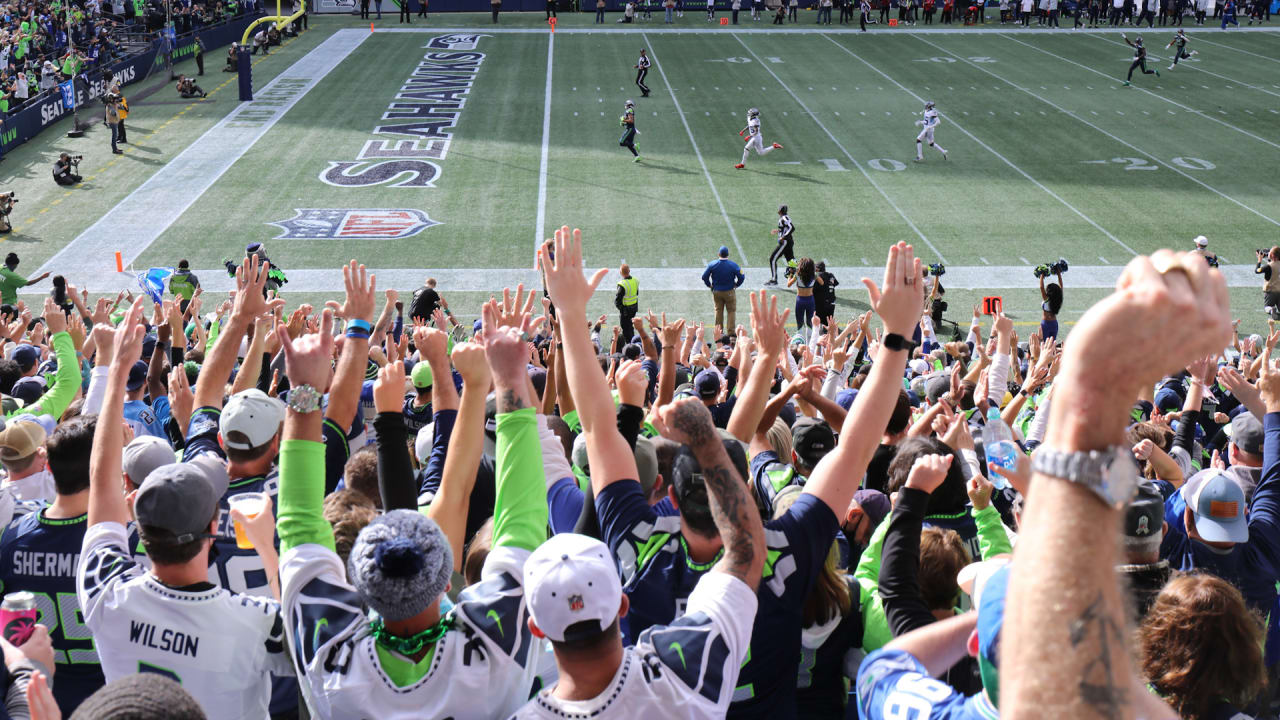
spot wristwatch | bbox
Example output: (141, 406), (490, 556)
(882, 333), (917, 353)
(1030, 445), (1139, 510)
(286, 384), (322, 414)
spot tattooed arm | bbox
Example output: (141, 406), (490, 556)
(1002, 252), (1228, 720)
(658, 397), (765, 591)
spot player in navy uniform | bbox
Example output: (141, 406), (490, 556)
(767, 204), (796, 286)
(633, 48), (651, 97)
(1122, 33), (1160, 85)
(0, 417), (103, 715)
(1165, 28), (1197, 69)
(619, 99), (641, 162)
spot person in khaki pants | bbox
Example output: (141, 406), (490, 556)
(701, 245), (745, 331)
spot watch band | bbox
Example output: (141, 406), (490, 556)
(1030, 445), (1138, 509)
(882, 333), (917, 352)
(287, 384), (322, 414)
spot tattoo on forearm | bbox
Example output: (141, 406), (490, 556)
(1068, 591), (1129, 720)
(498, 388), (526, 413)
(700, 464), (757, 583)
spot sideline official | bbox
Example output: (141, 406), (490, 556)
(615, 264), (639, 342)
(634, 48), (650, 97)
(702, 246), (745, 331)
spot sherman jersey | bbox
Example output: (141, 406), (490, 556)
(512, 572), (757, 720)
(0, 510), (104, 714)
(856, 649), (998, 720)
(280, 542), (542, 720)
(77, 522), (292, 720)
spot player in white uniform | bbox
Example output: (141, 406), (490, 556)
(78, 298), (293, 720)
(735, 107), (783, 169)
(915, 101), (948, 162)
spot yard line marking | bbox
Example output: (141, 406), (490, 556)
(644, 34), (746, 263)
(825, 34), (1135, 256)
(73, 264), (1269, 295)
(919, 35), (1280, 229)
(535, 33), (555, 251)
(1002, 34), (1280, 152)
(373, 25), (1280, 35)
(36, 28), (368, 278)
(1088, 34), (1280, 99)
(1099, 255), (1108, 263)
(979, 257), (990, 265)
(1192, 35), (1280, 64)
(734, 34), (944, 262)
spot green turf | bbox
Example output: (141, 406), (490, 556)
(3, 16), (1278, 336)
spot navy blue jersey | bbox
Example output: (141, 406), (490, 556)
(211, 473), (280, 597)
(0, 510), (104, 714)
(750, 449), (805, 518)
(184, 405), (350, 494)
(796, 576), (863, 719)
(402, 395), (433, 436)
(597, 480), (838, 719)
(856, 649), (998, 720)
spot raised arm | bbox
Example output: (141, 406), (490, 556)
(193, 256), (271, 410)
(323, 261), (376, 433)
(428, 342), (490, 568)
(803, 242), (923, 516)
(88, 298), (147, 528)
(727, 290), (789, 444)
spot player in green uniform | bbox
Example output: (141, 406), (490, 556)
(1166, 29), (1197, 69)
(619, 99), (641, 162)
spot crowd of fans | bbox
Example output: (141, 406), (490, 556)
(0, 237), (1262, 720)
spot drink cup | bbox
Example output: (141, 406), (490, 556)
(1, 592), (38, 645)
(228, 492), (267, 549)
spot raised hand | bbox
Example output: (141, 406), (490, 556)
(325, 260), (377, 324)
(414, 325), (448, 364)
(232, 254), (270, 319)
(749, 289), (790, 357)
(660, 314), (686, 348)
(904, 453), (953, 493)
(497, 284), (537, 329)
(480, 298), (543, 384)
(451, 341), (491, 389)
(616, 359), (648, 407)
(540, 226), (608, 312)
(656, 395), (718, 447)
(373, 360), (407, 414)
(110, 298), (148, 374)
(275, 309), (336, 391)
(968, 474), (995, 510)
(862, 242), (924, 337)
(42, 298), (66, 335)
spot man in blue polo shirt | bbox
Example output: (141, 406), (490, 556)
(702, 246), (745, 331)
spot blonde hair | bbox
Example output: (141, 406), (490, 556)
(765, 417), (793, 463)
(774, 490), (851, 627)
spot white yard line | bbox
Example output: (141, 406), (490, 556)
(59, 263), (1266, 294)
(644, 33), (748, 263)
(821, 33), (1136, 257)
(1191, 35), (1280, 64)
(915, 35), (1280, 228)
(372, 25), (1280, 35)
(535, 32), (554, 250)
(732, 34), (947, 262)
(37, 29), (370, 277)
(1087, 33), (1280, 100)
(1001, 33), (1280, 152)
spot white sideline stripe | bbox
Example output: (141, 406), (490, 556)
(1190, 35), (1280, 64)
(644, 33), (748, 264)
(1088, 34), (1280, 101)
(370, 25), (1280, 35)
(50, 264), (1267, 294)
(732, 34), (946, 263)
(36, 29), (370, 277)
(535, 33), (554, 250)
(820, 34), (1136, 257)
(1001, 34), (1280, 153)
(916, 35), (1280, 228)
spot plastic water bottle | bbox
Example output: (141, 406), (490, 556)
(983, 407), (1019, 490)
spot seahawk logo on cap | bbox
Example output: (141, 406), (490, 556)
(1135, 515), (1150, 535)
(568, 595), (584, 612)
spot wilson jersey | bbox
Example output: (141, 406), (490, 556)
(856, 649), (998, 720)
(0, 510), (104, 714)
(512, 572), (756, 720)
(77, 522), (293, 720)
(280, 542), (542, 720)
(922, 109), (940, 128)
(746, 116), (761, 137)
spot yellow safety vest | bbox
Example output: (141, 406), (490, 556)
(618, 276), (639, 306)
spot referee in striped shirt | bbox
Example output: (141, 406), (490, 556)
(634, 48), (651, 97)
(766, 204), (795, 286)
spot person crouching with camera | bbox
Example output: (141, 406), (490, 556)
(104, 91), (123, 154)
(52, 153), (82, 185)
(1256, 246), (1280, 320)
(0, 192), (16, 233)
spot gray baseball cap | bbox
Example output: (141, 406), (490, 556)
(133, 456), (230, 544)
(122, 436), (176, 487)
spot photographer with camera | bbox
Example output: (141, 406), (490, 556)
(107, 82), (129, 145)
(1036, 258), (1067, 340)
(104, 88), (124, 154)
(925, 262), (947, 329)
(1255, 246), (1280, 320)
(52, 153), (83, 185)
(0, 191), (17, 234)
(0, 253), (49, 305)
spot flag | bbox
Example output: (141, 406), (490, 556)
(137, 267), (175, 304)
(58, 80), (75, 110)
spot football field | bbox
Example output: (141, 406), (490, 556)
(5, 15), (1280, 336)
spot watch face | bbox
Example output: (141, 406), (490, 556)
(1099, 448), (1139, 506)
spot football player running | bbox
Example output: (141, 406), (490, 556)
(735, 107), (783, 169)
(914, 101), (948, 162)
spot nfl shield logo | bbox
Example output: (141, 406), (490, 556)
(267, 208), (439, 240)
(568, 594), (584, 612)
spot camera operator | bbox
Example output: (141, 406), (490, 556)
(108, 82), (129, 145)
(1037, 259), (1066, 341)
(104, 89), (124, 154)
(1255, 246), (1280, 320)
(926, 263), (947, 329)
(52, 153), (83, 185)
(0, 192), (16, 234)
(176, 75), (208, 99)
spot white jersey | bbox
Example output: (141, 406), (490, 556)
(512, 572), (757, 720)
(745, 116), (761, 138)
(77, 522), (292, 720)
(280, 542), (542, 720)
(1, 470), (57, 504)
(921, 108), (940, 128)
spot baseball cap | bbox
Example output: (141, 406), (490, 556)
(410, 361), (433, 389)
(126, 360), (149, 392)
(348, 509), (453, 622)
(10, 345), (39, 373)
(220, 389), (285, 450)
(9, 377), (45, 406)
(1184, 469), (1248, 543)
(792, 417), (836, 468)
(133, 456), (230, 544)
(718, 246), (729, 257)
(472, 319), (484, 335)
(9, 413), (54, 436)
(0, 420), (45, 462)
(670, 439), (749, 517)
(523, 533), (623, 643)
(835, 388), (858, 412)
(853, 489), (891, 529)
(634, 436), (658, 497)
(1230, 412), (1265, 456)
(925, 374), (950, 403)
(1124, 480), (1165, 551)
(123, 436), (176, 486)
(1194, 235), (1208, 247)
(909, 358), (930, 376)
(414, 423), (435, 467)
(529, 366), (547, 399)
(694, 370), (721, 400)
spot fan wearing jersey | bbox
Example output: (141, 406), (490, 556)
(1122, 33), (1160, 85)
(589, 242), (924, 719)
(767, 205), (796, 287)
(0, 416), (104, 715)
(79, 298), (293, 720)
(276, 293), (549, 720)
(402, 360), (433, 435)
(735, 107), (783, 169)
(619, 100), (641, 162)
(914, 101), (948, 163)
(1165, 29), (1197, 69)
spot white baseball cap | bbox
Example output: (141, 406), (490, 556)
(414, 423), (434, 465)
(1194, 235), (1208, 247)
(523, 533), (622, 643)
(220, 389), (286, 450)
